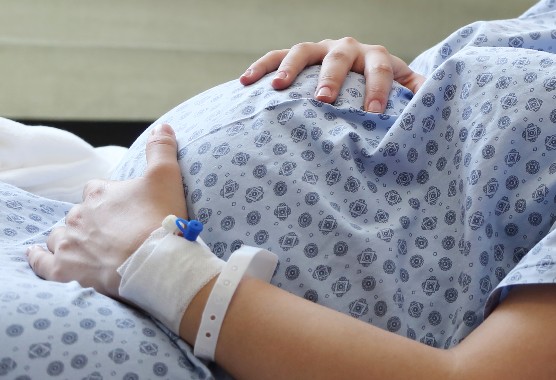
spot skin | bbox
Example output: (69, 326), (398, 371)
(28, 38), (556, 379)
(28, 124), (187, 300)
(239, 38), (426, 113)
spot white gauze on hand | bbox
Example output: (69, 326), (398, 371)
(117, 215), (224, 334)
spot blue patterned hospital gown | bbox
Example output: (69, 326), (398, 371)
(4, 0), (556, 378)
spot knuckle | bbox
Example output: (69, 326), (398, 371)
(339, 36), (359, 46)
(82, 179), (97, 195)
(277, 61), (295, 71)
(147, 133), (176, 150)
(369, 44), (389, 55)
(367, 62), (394, 76)
(366, 84), (389, 98)
(318, 71), (341, 87)
(263, 49), (288, 59)
(151, 161), (180, 177)
(47, 227), (64, 249)
(147, 162), (181, 185)
(258, 49), (290, 71)
(290, 41), (314, 52)
(326, 49), (351, 64)
(262, 50), (277, 59)
(64, 206), (83, 228)
(319, 71), (335, 81)
(56, 238), (77, 253)
(82, 179), (106, 201)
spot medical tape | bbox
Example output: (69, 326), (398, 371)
(117, 215), (224, 334)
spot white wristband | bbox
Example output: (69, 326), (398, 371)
(117, 216), (224, 334)
(194, 245), (278, 361)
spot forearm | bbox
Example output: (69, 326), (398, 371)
(182, 276), (455, 380)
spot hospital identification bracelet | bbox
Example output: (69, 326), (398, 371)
(194, 245), (278, 361)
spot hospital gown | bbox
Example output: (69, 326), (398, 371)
(3, 0), (556, 378)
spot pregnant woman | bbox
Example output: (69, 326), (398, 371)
(8, 0), (556, 378)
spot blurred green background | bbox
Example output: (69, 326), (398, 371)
(0, 0), (537, 133)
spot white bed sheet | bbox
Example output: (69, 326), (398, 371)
(0, 117), (127, 203)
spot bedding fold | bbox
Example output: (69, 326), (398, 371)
(0, 116), (128, 202)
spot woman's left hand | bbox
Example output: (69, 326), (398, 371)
(239, 37), (425, 113)
(27, 124), (186, 299)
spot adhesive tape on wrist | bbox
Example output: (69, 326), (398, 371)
(117, 216), (224, 334)
(194, 245), (278, 361)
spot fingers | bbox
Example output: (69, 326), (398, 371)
(27, 244), (56, 280)
(315, 38), (359, 103)
(271, 42), (329, 90)
(46, 226), (66, 253)
(362, 47), (426, 113)
(241, 38), (427, 114)
(362, 46), (395, 113)
(240, 49), (290, 86)
(242, 39), (357, 102)
(241, 43), (330, 91)
(28, 234), (77, 283)
(390, 54), (427, 94)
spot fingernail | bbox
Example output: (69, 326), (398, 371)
(316, 86), (332, 99)
(241, 68), (253, 78)
(152, 124), (175, 136)
(367, 100), (382, 113)
(274, 71), (287, 80)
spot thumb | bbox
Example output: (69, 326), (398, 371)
(145, 123), (180, 177)
(144, 123), (187, 219)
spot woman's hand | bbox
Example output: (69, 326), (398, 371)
(240, 37), (426, 113)
(27, 124), (187, 299)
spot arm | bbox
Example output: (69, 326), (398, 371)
(239, 38), (426, 113)
(28, 125), (556, 380)
(182, 276), (556, 380)
(183, 276), (453, 379)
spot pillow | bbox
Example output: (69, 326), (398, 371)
(0, 182), (215, 379)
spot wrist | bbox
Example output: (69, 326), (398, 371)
(192, 245), (278, 360)
(179, 275), (218, 344)
(116, 215), (224, 334)
(117, 214), (279, 363)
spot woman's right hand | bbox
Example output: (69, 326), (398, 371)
(239, 37), (426, 113)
